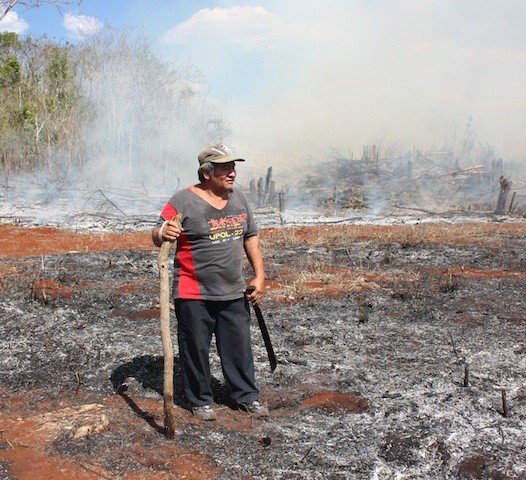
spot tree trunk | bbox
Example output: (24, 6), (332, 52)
(257, 177), (264, 207)
(494, 176), (512, 215)
(507, 191), (516, 214)
(265, 167), (273, 196)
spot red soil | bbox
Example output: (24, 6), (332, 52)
(442, 267), (526, 280)
(3, 222), (526, 260)
(0, 392), (221, 480)
(118, 283), (141, 293)
(300, 391), (369, 413)
(33, 279), (74, 299)
(0, 224), (152, 259)
(113, 307), (160, 321)
(261, 223), (526, 248)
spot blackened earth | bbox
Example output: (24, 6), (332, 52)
(0, 232), (525, 479)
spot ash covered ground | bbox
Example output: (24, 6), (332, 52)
(0, 219), (525, 479)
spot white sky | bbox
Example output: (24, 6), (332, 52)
(62, 12), (102, 40)
(2, 0), (525, 166)
(0, 10), (28, 33)
(161, 0), (526, 165)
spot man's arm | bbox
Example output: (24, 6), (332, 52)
(244, 234), (265, 304)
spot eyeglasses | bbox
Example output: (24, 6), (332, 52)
(215, 164), (236, 175)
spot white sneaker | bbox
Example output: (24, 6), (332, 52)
(192, 405), (217, 421)
(241, 400), (269, 418)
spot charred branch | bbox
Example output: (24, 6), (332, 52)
(463, 364), (469, 388)
(501, 390), (509, 418)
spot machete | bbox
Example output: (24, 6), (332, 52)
(246, 286), (277, 371)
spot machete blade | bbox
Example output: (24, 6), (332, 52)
(246, 287), (278, 371)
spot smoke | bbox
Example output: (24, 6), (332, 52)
(0, 27), (234, 222)
(3, 1), (526, 221)
(172, 1), (526, 171)
(76, 28), (229, 193)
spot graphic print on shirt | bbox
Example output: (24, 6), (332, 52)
(206, 212), (248, 244)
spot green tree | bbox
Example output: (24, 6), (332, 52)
(0, 55), (21, 86)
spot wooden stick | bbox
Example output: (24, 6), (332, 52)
(97, 189), (127, 216)
(157, 215), (181, 439)
(0, 431), (15, 450)
(463, 364), (469, 387)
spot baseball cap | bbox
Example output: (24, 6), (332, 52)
(198, 144), (245, 165)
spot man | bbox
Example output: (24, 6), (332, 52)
(151, 144), (268, 421)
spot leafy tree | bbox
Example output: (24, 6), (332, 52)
(0, 55), (20, 86)
(0, 27), (229, 184)
(0, 32), (83, 173)
(0, 32), (20, 50)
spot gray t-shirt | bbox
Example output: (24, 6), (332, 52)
(157, 187), (258, 301)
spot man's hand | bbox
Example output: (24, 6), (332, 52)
(152, 220), (183, 247)
(246, 278), (265, 304)
(244, 235), (265, 303)
(161, 220), (183, 242)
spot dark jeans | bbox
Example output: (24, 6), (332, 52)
(175, 297), (259, 407)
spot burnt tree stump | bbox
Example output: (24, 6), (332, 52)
(249, 178), (256, 196)
(265, 167), (273, 197)
(494, 176), (512, 214)
(257, 177), (264, 207)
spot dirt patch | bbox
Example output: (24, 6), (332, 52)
(32, 279), (74, 300)
(379, 432), (421, 467)
(1, 221), (525, 479)
(0, 394), (221, 480)
(261, 223), (526, 248)
(456, 314), (483, 327)
(442, 267), (526, 280)
(503, 317), (526, 324)
(301, 391), (369, 413)
(457, 455), (487, 479)
(0, 224), (152, 259)
(117, 283), (141, 294)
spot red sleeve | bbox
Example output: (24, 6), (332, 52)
(161, 203), (178, 221)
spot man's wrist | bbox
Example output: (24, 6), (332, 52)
(157, 221), (169, 243)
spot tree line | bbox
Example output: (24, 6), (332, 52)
(0, 29), (229, 186)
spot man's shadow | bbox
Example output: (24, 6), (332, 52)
(110, 355), (234, 434)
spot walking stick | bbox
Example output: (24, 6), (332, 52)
(157, 215), (181, 439)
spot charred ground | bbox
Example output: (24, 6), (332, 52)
(0, 221), (525, 479)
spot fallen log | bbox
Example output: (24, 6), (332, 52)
(434, 165), (484, 178)
(393, 205), (448, 217)
(157, 214), (181, 439)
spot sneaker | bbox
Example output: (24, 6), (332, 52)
(241, 400), (269, 418)
(191, 405), (217, 421)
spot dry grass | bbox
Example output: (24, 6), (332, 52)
(261, 221), (526, 302)
(260, 222), (526, 249)
(265, 259), (384, 302)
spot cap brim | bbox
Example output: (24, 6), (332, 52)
(209, 155), (245, 164)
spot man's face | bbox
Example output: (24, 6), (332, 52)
(209, 161), (236, 191)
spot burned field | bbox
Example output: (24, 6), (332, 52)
(0, 221), (525, 479)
